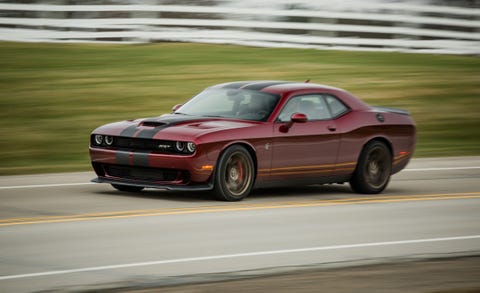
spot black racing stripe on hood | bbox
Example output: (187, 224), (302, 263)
(120, 115), (212, 139)
(241, 81), (293, 90)
(148, 115), (212, 125)
(120, 125), (138, 137)
(136, 126), (169, 139)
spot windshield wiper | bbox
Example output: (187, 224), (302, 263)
(204, 115), (226, 118)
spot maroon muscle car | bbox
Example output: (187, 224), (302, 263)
(90, 81), (416, 201)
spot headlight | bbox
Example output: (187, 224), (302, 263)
(174, 141), (196, 154)
(175, 141), (185, 152)
(105, 136), (114, 146)
(94, 135), (103, 145)
(186, 142), (196, 153)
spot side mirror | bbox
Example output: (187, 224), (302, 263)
(279, 113), (308, 133)
(290, 113), (308, 123)
(172, 104), (183, 113)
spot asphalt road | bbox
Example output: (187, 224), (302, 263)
(0, 156), (479, 292)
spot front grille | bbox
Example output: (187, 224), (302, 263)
(114, 137), (176, 153)
(103, 164), (189, 183)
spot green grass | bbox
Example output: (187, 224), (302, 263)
(1, 42), (479, 175)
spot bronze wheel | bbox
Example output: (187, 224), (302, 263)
(350, 141), (392, 194)
(214, 145), (255, 201)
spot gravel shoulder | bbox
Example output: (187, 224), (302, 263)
(119, 256), (480, 293)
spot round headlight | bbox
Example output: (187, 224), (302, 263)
(186, 142), (196, 153)
(175, 141), (185, 152)
(94, 135), (103, 145)
(105, 136), (114, 146)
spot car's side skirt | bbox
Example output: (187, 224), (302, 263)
(253, 175), (351, 189)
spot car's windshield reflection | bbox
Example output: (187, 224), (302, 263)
(175, 88), (280, 121)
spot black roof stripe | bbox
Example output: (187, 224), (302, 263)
(216, 81), (294, 91)
(218, 81), (251, 89)
(241, 81), (293, 90)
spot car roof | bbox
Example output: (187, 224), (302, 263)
(211, 80), (370, 111)
(212, 80), (343, 93)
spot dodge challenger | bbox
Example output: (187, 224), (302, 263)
(90, 81), (416, 201)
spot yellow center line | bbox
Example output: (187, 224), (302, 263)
(1, 192), (479, 227)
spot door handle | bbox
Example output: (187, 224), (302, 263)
(327, 125), (336, 131)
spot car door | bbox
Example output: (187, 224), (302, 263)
(270, 94), (341, 181)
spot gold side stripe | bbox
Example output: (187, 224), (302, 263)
(258, 161), (356, 173)
(267, 167), (355, 176)
(394, 153), (409, 161)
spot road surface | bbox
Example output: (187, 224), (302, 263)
(0, 156), (479, 292)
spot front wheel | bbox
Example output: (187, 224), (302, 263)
(350, 141), (392, 194)
(214, 145), (255, 201)
(111, 184), (144, 193)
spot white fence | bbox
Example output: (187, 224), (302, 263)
(0, 1), (479, 54)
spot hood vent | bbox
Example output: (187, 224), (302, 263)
(140, 121), (168, 127)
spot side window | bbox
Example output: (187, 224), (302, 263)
(278, 95), (332, 122)
(326, 95), (349, 118)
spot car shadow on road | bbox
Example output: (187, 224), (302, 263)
(96, 189), (212, 202)
(251, 184), (353, 198)
(95, 183), (354, 202)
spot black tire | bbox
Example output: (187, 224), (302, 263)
(111, 184), (144, 192)
(350, 141), (392, 194)
(214, 145), (255, 201)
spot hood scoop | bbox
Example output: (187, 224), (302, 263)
(140, 120), (168, 128)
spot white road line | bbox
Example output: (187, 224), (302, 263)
(1, 235), (479, 281)
(404, 166), (480, 171)
(0, 182), (93, 190)
(0, 166), (478, 190)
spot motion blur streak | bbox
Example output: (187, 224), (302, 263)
(0, 192), (479, 227)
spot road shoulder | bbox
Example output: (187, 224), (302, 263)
(121, 255), (480, 293)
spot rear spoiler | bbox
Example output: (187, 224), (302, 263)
(372, 106), (410, 116)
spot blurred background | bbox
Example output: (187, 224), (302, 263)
(0, 0), (479, 174)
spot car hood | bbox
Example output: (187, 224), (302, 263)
(92, 114), (260, 141)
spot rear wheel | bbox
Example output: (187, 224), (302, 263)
(350, 141), (392, 194)
(214, 145), (255, 201)
(111, 184), (144, 192)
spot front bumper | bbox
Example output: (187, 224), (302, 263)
(89, 147), (216, 186)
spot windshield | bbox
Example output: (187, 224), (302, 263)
(175, 88), (280, 122)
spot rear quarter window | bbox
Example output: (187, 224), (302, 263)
(326, 95), (349, 118)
